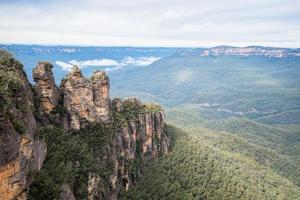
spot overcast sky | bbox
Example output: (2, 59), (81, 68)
(0, 0), (299, 47)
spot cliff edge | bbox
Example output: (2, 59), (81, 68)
(0, 50), (47, 200)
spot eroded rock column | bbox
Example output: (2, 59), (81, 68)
(33, 62), (60, 113)
(60, 66), (97, 129)
(91, 71), (110, 122)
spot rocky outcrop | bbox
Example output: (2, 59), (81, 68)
(33, 62), (60, 114)
(87, 98), (170, 199)
(0, 50), (47, 200)
(60, 67), (110, 129)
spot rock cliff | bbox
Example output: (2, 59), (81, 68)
(89, 98), (170, 199)
(0, 50), (47, 200)
(0, 50), (170, 200)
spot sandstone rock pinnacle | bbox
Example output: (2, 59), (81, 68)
(33, 62), (60, 114)
(91, 70), (110, 122)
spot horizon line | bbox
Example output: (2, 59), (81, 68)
(0, 42), (299, 50)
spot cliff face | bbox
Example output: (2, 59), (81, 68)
(89, 98), (170, 199)
(0, 50), (170, 200)
(0, 50), (46, 200)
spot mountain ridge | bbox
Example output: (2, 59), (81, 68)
(175, 46), (300, 57)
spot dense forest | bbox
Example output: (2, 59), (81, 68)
(2, 46), (300, 200)
(122, 125), (300, 200)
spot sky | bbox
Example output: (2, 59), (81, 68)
(0, 0), (299, 47)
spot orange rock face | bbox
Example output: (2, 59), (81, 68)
(0, 160), (23, 200)
(0, 136), (46, 200)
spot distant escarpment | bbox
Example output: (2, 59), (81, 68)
(0, 49), (170, 200)
(177, 46), (300, 57)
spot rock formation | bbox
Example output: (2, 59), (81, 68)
(0, 50), (170, 200)
(0, 50), (47, 200)
(33, 62), (60, 114)
(90, 71), (110, 122)
(60, 67), (110, 129)
(58, 68), (170, 199)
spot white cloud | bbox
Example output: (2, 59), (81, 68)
(69, 59), (119, 66)
(121, 56), (161, 66)
(56, 56), (161, 71)
(2, 0), (299, 47)
(55, 61), (73, 71)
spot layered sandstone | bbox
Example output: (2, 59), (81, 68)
(0, 51), (46, 200)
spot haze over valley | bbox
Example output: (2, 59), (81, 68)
(0, 0), (300, 199)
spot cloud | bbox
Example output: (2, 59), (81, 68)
(55, 61), (73, 71)
(69, 59), (119, 66)
(1, 0), (299, 47)
(56, 56), (161, 71)
(120, 56), (161, 66)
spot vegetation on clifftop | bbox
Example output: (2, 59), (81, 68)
(0, 49), (29, 134)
